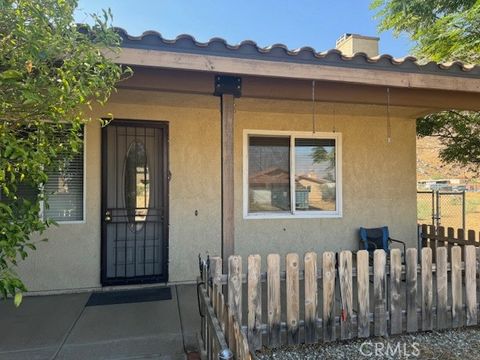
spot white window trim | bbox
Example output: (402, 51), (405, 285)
(243, 129), (342, 220)
(41, 125), (87, 225)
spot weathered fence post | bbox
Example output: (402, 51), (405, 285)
(447, 227), (455, 258)
(228, 256), (242, 324)
(438, 226), (446, 247)
(228, 255), (242, 358)
(286, 253), (300, 344)
(429, 224), (436, 251)
(451, 245), (463, 328)
(323, 251), (336, 342)
(267, 254), (281, 347)
(339, 250), (353, 340)
(421, 224), (429, 249)
(227, 308), (236, 358)
(468, 230), (476, 245)
(436, 247), (448, 329)
(357, 250), (370, 338)
(390, 248), (402, 335)
(457, 228), (465, 246)
(247, 254), (262, 351)
(464, 245), (477, 326)
(406, 248), (418, 333)
(374, 250), (387, 336)
(210, 257), (222, 359)
(304, 251), (318, 343)
(421, 247), (433, 331)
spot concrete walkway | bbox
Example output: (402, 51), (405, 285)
(0, 285), (200, 360)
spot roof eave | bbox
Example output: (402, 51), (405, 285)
(106, 47), (480, 93)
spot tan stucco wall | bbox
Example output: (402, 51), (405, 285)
(16, 90), (417, 292)
(234, 104), (417, 265)
(15, 120), (103, 292)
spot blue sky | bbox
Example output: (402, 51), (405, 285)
(75, 0), (413, 57)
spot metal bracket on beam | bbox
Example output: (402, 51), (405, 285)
(214, 75), (242, 98)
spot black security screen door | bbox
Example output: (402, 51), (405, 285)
(101, 120), (168, 285)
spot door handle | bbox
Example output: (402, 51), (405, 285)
(105, 210), (112, 222)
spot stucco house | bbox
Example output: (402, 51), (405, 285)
(17, 32), (480, 292)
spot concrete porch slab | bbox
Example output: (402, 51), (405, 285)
(0, 285), (200, 360)
(176, 284), (201, 352)
(0, 293), (89, 360)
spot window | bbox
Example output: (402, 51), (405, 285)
(43, 136), (84, 222)
(15, 126), (85, 223)
(244, 131), (342, 218)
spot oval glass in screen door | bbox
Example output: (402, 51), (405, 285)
(124, 140), (150, 232)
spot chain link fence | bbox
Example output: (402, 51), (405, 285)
(417, 190), (465, 230)
(417, 191), (435, 225)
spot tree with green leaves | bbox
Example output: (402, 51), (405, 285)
(0, 0), (130, 305)
(372, 0), (480, 171)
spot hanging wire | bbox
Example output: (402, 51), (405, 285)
(332, 103), (336, 133)
(311, 80), (316, 133)
(386, 87), (392, 143)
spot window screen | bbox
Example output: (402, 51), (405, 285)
(248, 136), (291, 212)
(295, 138), (336, 211)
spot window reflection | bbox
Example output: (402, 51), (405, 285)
(295, 139), (336, 211)
(124, 141), (150, 231)
(248, 137), (291, 212)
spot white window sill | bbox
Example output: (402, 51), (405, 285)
(55, 220), (86, 225)
(244, 211), (342, 220)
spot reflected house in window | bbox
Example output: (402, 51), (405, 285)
(249, 167), (290, 212)
(248, 168), (336, 212)
(296, 175), (334, 211)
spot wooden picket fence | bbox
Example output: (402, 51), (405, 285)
(420, 223), (480, 247)
(199, 246), (480, 359)
(419, 224), (480, 263)
(198, 258), (250, 360)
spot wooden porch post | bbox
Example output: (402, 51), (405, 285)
(221, 93), (235, 270)
(215, 75), (241, 271)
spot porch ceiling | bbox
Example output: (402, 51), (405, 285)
(115, 66), (480, 115)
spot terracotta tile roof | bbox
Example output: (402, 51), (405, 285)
(116, 28), (480, 78)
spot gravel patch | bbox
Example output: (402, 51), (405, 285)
(256, 327), (480, 359)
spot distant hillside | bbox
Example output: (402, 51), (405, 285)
(417, 136), (477, 181)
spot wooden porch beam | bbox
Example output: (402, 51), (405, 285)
(221, 93), (235, 270)
(118, 67), (480, 112)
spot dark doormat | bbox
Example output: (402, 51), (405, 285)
(86, 287), (172, 306)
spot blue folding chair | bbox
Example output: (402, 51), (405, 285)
(359, 226), (406, 258)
